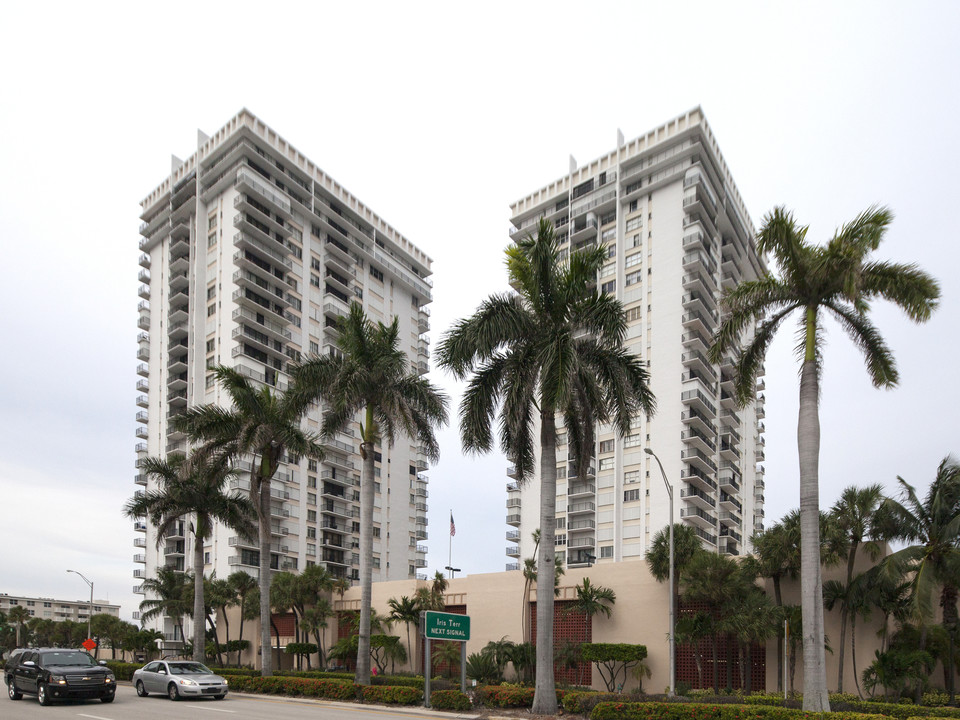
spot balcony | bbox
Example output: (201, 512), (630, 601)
(133, 553), (146, 563)
(506, 465), (517, 479)
(506, 513), (521, 526)
(680, 505), (716, 530)
(680, 484), (715, 510)
(134, 521), (147, 532)
(135, 474), (147, 486)
(133, 569), (145, 579)
(681, 386), (717, 417)
(680, 464), (717, 492)
(681, 427), (716, 455)
(719, 466), (741, 493)
(138, 284), (150, 300)
(135, 411), (148, 424)
(134, 537), (147, 548)
(506, 529), (520, 541)
(567, 501), (596, 516)
(720, 492), (743, 514)
(506, 546), (520, 557)
(136, 363), (149, 378)
(133, 585), (145, 594)
(567, 482), (595, 498)
(568, 518), (596, 532)
(681, 446), (717, 474)
(506, 497), (521, 509)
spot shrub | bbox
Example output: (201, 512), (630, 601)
(475, 684), (565, 708)
(104, 661), (140, 680)
(431, 689), (471, 711)
(589, 701), (891, 720)
(359, 685), (422, 705)
(226, 675), (356, 700)
(921, 691), (950, 708)
(563, 691), (627, 714)
(831, 701), (960, 720)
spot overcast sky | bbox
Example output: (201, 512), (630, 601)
(1, 1), (957, 623)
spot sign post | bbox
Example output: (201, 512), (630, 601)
(421, 611), (471, 708)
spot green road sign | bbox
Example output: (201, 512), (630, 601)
(422, 611), (470, 641)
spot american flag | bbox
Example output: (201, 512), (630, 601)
(450, 512), (456, 537)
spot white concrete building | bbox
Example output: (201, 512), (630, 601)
(135, 110), (434, 649)
(505, 107), (766, 569)
(0, 593), (120, 622)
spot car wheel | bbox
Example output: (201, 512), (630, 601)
(136, 680), (148, 697)
(168, 683), (180, 701)
(100, 695), (115, 704)
(38, 682), (51, 706)
(7, 680), (22, 701)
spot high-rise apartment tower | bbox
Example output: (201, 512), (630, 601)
(134, 110), (434, 649)
(505, 108), (766, 568)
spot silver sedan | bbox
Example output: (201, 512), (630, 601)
(132, 661), (229, 701)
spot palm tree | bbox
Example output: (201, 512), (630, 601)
(388, 595), (421, 672)
(877, 456), (960, 702)
(228, 570), (258, 666)
(138, 567), (193, 649)
(675, 610), (713, 689)
(722, 587), (780, 692)
(647, 521), (706, 690)
(172, 365), (326, 676)
(829, 483), (884, 692)
(709, 206), (940, 711)
(302, 598), (333, 668)
(681, 550), (748, 691)
(437, 219), (655, 714)
(124, 452), (255, 662)
(8, 606), (30, 646)
(570, 578), (616, 623)
(293, 302), (448, 685)
(202, 577), (233, 666)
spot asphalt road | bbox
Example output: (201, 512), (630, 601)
(3, 684), (478, 720)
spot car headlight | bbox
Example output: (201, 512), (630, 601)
(105, 675), (114, 684)
(49, 674), (67, 684)
(178, 678), (197, 686)
(223, 678), (228, 686)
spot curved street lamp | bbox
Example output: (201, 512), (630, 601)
(66, 569), (94, 641)
(644, 447), (675, 697)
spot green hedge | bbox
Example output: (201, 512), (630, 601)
(589, 701), (891, 720)
(563, 691), (630, 714)
(475, 684), (566, 708)
(226, 675), (357, 700)
(431, 689), (471, 711)
(359, 685), (422, 705)
(834, 703), (960, 720)
(104, 661), (139, 680)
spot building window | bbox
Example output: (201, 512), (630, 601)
(207, 304), (216, 317)
(204, 552), (211, 564)
(307, 493), (316, 505)
(600, 546), (614, 558)
(606, 243), (616, 257)
(626, 306), (642, 322)
(310, 274), (320, 288)
(207, 285), (216, 300)
(307, 527), (316, 539)
(599, 457), (615, 471)
(208, 233), (217, 248)
(555, 534), (567, 546)
(310, 257), (321, 271)
(206, 339), (215, 353)
(309, 341), (319, 354)
(307, 510), (317, 522)
(308, 459), (318, 471)
(626, 216), (643, 232)
(599, 439), (614, 454)
(623, 434), (642, 448)
(628, 200), (638, 212)
(308, 475), (317, 488)
(208, 214), (217, 230)
(370, 267), (384, 282)
(555, 517), (566, 529)
(373, 527), (381, 538)
(624, 489), (641, 502)
(625, 271), (642, 286)
(624, 470), (640, 484)
(601, 280), (616, 294)
(625, 252), (642, 268)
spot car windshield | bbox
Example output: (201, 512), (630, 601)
(169, 662), (212, 675)
(40, 651), (96, 667)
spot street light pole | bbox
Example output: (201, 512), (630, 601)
(645, 448), (674, 697)
(66, 569), (94, 641)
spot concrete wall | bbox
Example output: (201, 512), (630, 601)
(223, 557), (896, 693)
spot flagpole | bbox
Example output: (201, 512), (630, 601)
(448, 508), (453, 578)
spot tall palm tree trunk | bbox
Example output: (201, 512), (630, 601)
(774, 576), (784, 693)
(258, 474), (274, 676)
(532, 408), (558, 715)
(941, 585), (958, 703)
(851, 611), (862, 698)
(193, 521), (206, 662)
(798, 344), (829, 711)
(837, 543), (859, 693)
(356, 419), (376, 685)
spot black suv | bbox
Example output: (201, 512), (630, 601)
(5, 648), (116, 705)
